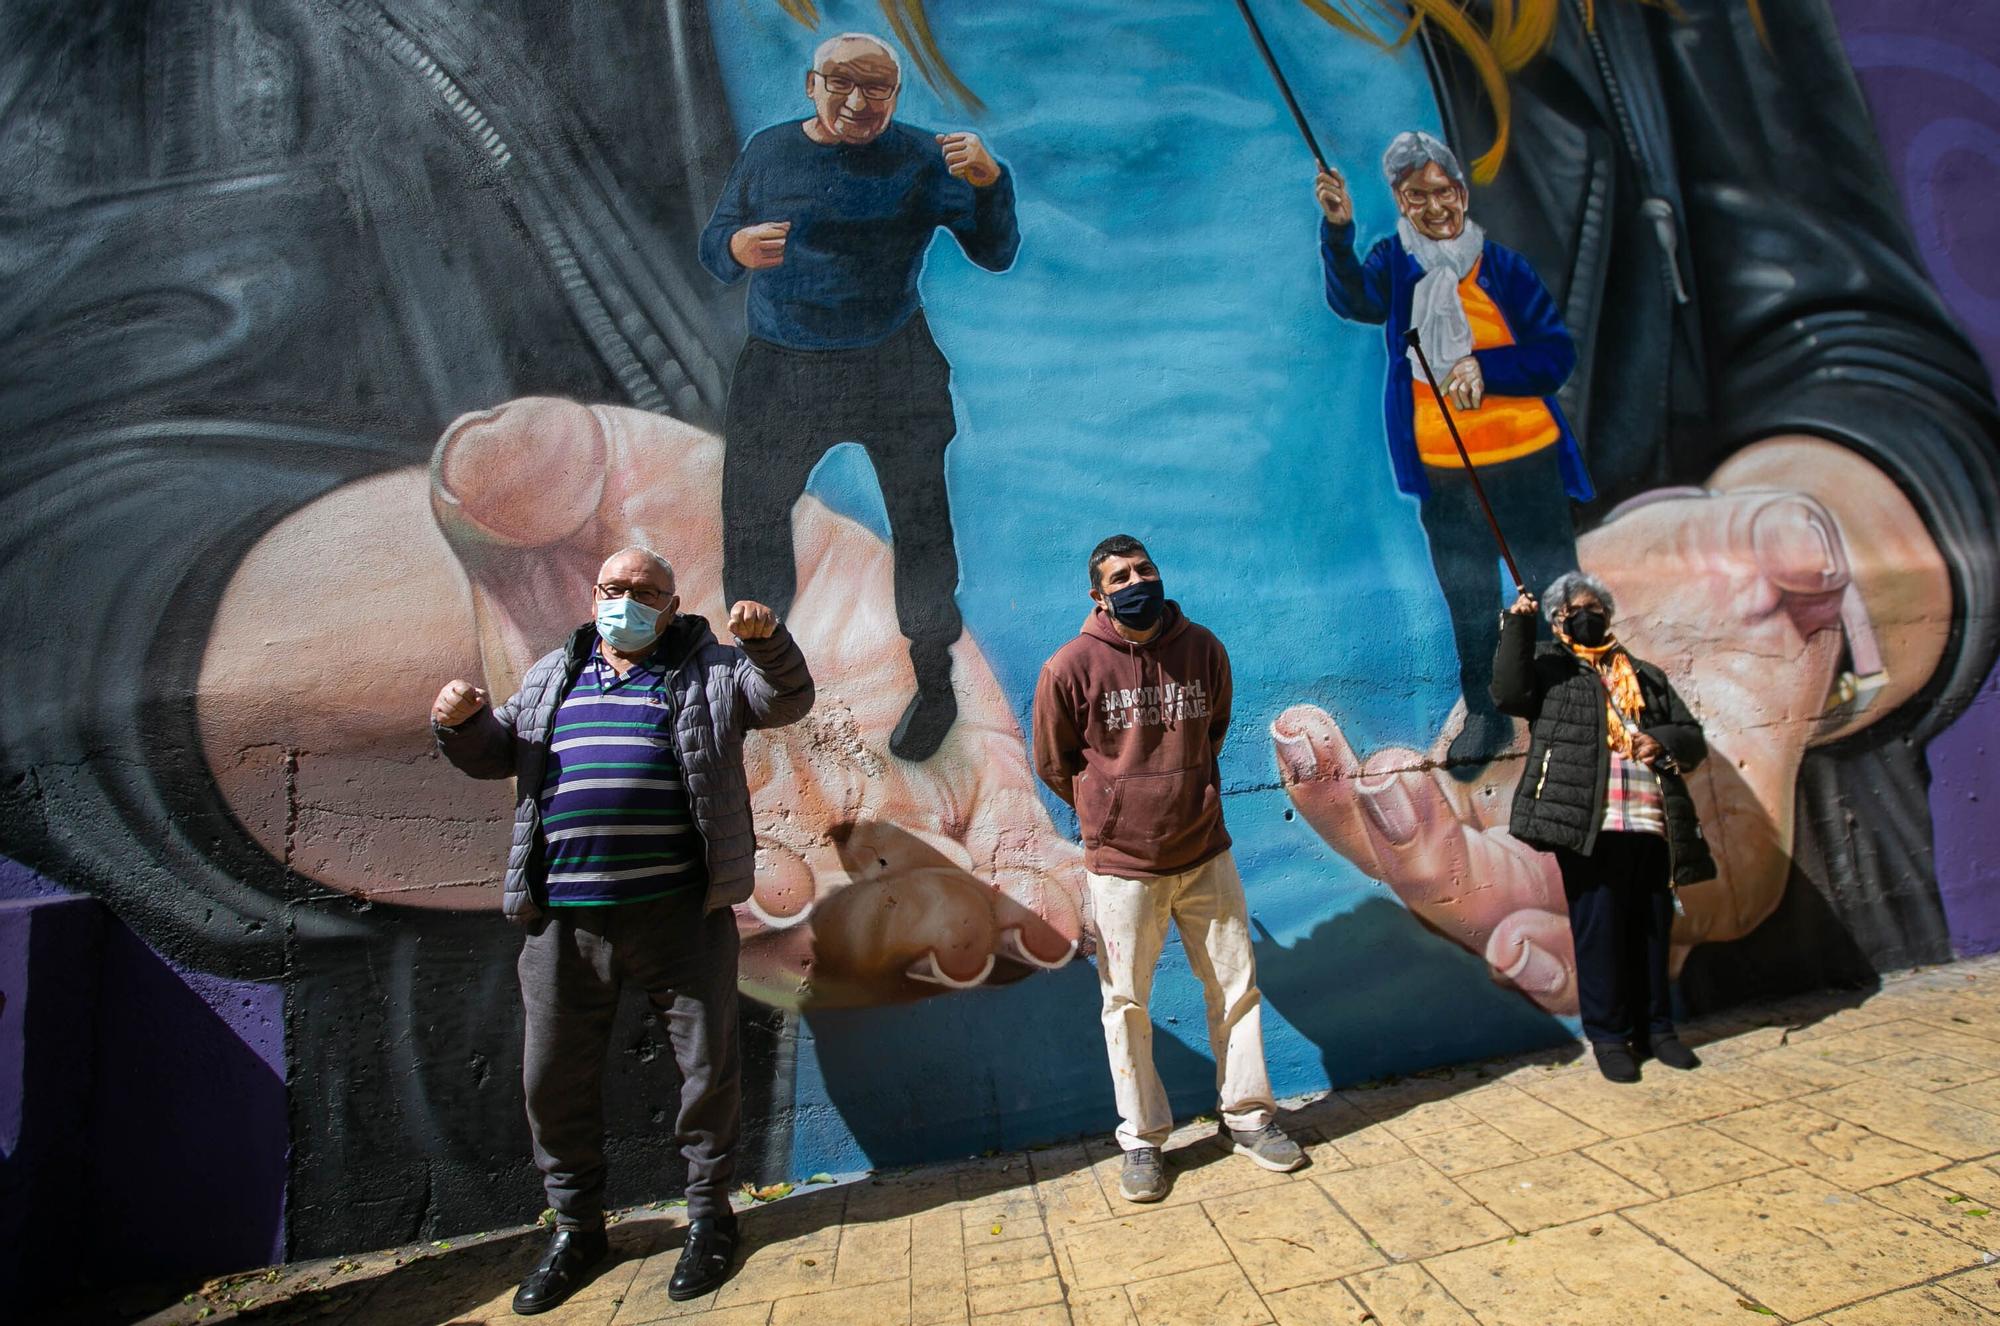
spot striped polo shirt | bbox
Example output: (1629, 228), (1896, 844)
(537, 653), (704, 906)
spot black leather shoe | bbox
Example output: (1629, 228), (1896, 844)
(1592, 1042), (1641, 1084)
(512, 1227), (608, 1316)
(1648, 1035), (1702, 1070)
(890, 651), (957, 762)
(668, 1215), (740, 1302)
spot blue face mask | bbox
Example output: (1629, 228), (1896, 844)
(596, 595), (665, 651)
(1105, 578), (1166, 631)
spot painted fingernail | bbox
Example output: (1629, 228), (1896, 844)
(1272, 729), (1317, 782)
(1499, 937), (1568, 997)
(1357, 776), (1419, 845)
(906, 951), (995, 989)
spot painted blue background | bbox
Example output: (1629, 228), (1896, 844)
(708, 0), (1571, 1176)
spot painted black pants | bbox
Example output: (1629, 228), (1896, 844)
(1419, 447), (1578, 716)
(1557, 831), (1676, 1046)
(519, 892), (741, 1225)
(721, 312), (963, 656)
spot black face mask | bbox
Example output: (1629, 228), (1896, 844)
(1105, 578), (1166, 631)
(1561, 607), (1611, 647)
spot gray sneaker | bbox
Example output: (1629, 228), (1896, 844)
(1118, 1146), (1168, 1203)
(1229, 1123), (1306, 1173)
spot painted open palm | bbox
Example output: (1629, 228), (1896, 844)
(198, 399), (1084, 1008)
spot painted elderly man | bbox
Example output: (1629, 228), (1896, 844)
(431, 548), (813, 1315)
(700, 31), (1019, 763)
(1317, 130), (1593, 774)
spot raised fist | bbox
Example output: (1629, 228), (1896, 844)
(431, 680), (487, 727)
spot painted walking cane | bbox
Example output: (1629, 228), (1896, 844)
(1232, 0), (1329, 172)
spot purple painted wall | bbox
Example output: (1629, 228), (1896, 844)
(0, 863), (287, 1304)
(1833, 0), (2000, 954)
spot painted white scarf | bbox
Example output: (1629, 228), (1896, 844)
(1399, 216), (1486, 380)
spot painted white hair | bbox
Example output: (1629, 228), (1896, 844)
(1542, 570), (1615, 624)
(1381, 130), (1466, 189)
(603, 545), (676, 586)
(812, 32), (902, 81)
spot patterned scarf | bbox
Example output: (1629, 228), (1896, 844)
(1566, 636), (1645, 757)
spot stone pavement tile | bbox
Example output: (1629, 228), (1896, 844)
(1905, 1027), (2000, 1073)
(963, 1192), (1046, 1241)
(1515, 1068), (1761, 1138)
(1685, 1022), (1792, 1060)
(618, 1295), (773, 1326)
(708, 1234), (838, 1312)
(1697, 1052), (1861, 1104)
(1940, 1264), (2000, 1312)
(1858, 1176), (2000, 1245)
(1795, 1020), (1935, 1063)
(952, 1156), (1040, 1202)
(1263, 1279), (1372, 1325)
(1805, 1078), (2000, 1160)
(1456, 1084), (1607, 1155)
(1204, 1179), (1384, 1292)
(1344, 1262), (1478, 1325)
(835, 1216), (912, 1286)
(1070, 1286), (1138, 1326)
(912, 1208), (970, 1326)
(966, 1274), (1066, 1318)
(1032, 1142), (1118, 1229)
(1316, 1159), (1510, 1261)
(1584, 1123), (1785, 1198)
(769, 1277), (911, 1326)
(1340, 1075), (1478, 1122)
(1729, 1047), (1870, 1093)
(1851, 1050), (1999, 1092)
(965, 1235), (1057, 1289)
(1282, 1091), (1374, 1139)
(1424, 1214), (1751, 1324)
(1378, 1098), (1486, 1141)
(1622, 1168), (1985, 1321)
(976, 1306), (1074, 1326)
(1295, 1128), (1356, 1176)
(1780, 1005), (1918, 1045)
(1054, 1204), (1233, 1292)
(1401, 1121), (1536, 1177)
(1456, 1151), (1653, 1232)
(1810, 1284), (2000, 1324)
(847, 1170), (960, 1223)
(1704, 1098), (1947, 1189)
(1124, 1261), (1273, 1326)
(1932, 1157), (2000, 1206)
(1322, 1121), (1419, 1170)
(1946, 1077), (2000, 1118)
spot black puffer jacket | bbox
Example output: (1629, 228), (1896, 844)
(1491, 611), (1716, 885)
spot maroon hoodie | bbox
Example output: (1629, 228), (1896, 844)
(1032, 601), (1233, 878)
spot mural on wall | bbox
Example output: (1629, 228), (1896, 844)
(2, 0), (1997, 1261)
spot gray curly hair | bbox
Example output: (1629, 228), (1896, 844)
(1542, 570), (1615, 625)
(1381, 130), (1466, 189)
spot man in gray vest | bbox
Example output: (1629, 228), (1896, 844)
(432, 546), (813, 1314)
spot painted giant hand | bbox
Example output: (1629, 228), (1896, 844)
(196, 398), (1084, 1008)
(1272, 437), (1952, 1014)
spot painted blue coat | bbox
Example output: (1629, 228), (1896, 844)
(1320, 219), (1594, 503)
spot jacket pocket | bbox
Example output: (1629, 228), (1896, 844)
(1097, 767), (1215, 861)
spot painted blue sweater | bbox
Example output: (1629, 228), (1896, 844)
(700, 121), (1019, 350)
(1320, 219), (1594, 503)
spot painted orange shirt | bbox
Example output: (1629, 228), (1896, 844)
(1412, 260), (1562, 468)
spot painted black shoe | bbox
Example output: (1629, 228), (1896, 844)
(1444, 707), (1515, 781)
(1648, 1035), (1702, 1070)
(667, 1214), (740, 1302)
(1592, 1042), (1641, 1084)
(511, 1227), (608, 1316)
(890, 661), (958, 762)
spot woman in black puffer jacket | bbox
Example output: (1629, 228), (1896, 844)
(1493, 571), (1717, 1084)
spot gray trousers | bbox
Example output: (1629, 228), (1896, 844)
(519, 893), (741, 1225)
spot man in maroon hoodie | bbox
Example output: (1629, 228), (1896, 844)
(1033, 535), (1305, 1202)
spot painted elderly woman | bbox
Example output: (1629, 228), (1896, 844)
(1492, 572), (1716, 1083)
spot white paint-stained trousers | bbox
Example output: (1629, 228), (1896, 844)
(1086, 850), (1276, 1151)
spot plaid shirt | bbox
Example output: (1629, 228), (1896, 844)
(1602, 747), (1667, 837)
